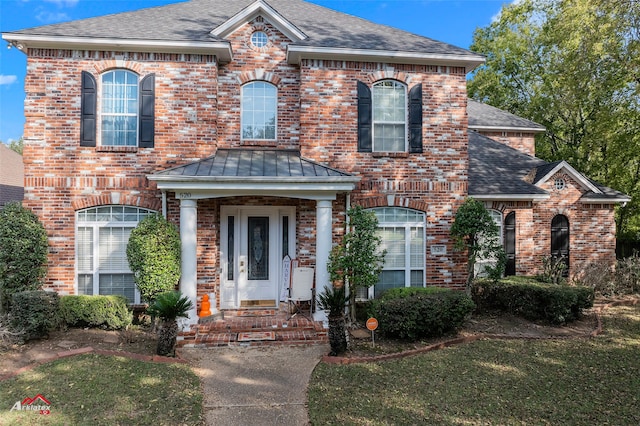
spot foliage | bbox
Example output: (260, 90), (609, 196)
(468, 0), (640, 237)
(472, 277), (594, 324)
(0, 202), (49, 312)
(309, 305), (640, 425)
(575, 255), (640, 296)
(327, 206), (386, 322)
(450, 198), (504, 291)
(8, 137), (24, 155)
(59, 295), (132, 330)
(0, 354), (203, 425)
(10, 290), (60, 341)
(126, 214), (181, 304)
(147, 290), (193, 356)
(372, 291), (475, 341)
(538, 255), (568, 284)
(317, 285), (348, 319)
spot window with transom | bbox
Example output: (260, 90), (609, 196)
(76, 206), (156, 303)
(372, 80), (407, 152)
(241, 81), (277, 140)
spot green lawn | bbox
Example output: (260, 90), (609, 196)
(309, 305), (640, 425)
(0, 354), (203, 425)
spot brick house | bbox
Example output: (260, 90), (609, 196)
(2, 0), (628, 325)
(0, 143), (24, 206)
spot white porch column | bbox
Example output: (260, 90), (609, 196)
(179, 198), (198, 327)
(314, 199), (333, 322)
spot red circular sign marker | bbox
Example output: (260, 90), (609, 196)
(366, 317), (378, 331)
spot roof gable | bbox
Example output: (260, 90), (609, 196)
(210, 0), (307, 42)
(533, 160), (600, 193)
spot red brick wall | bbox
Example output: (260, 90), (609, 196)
(478, 130), (537, 157)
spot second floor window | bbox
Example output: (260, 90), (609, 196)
(242, 81), (277, 140)
(372, 80), (407, 152)
(101, 70), (139, 146)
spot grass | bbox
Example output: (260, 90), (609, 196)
(0, 354), (203, 425)
(309, 305), (640, 425)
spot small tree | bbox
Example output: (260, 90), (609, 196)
(0, 202), (48, 313)
(327, 206), (386, 323)
(126, 214), (181, 305)
(147, 290), (193, 357)
(450, 198), (504, 293)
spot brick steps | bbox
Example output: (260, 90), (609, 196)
(178, 310), (327, 348)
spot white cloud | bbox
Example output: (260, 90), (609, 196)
(36, 10), (71, 23)
(43, 0), (79, 6)
(0, 75), (18, 86)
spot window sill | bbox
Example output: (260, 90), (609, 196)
(242, 140), (279, 148)
(372, 152), (409, 158)
(96, 146), (139, 153)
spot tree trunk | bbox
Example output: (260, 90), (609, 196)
(156, 319), (178, 357)
(327, 316), (347, 356)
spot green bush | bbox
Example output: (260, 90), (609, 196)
(126, 214), (181, 304)
(473, 278), (594, 324)
(10, 290), (60, 341)
(372, 291), (475, 341)
(0, 202), (49, 312)
(59, 295), (132, 330)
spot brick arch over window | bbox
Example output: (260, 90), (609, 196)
(92, 60), (143, 75)
(365, 71), (413, 86)
(237, 70), (281, 86)
(352, 196), (428, 213)
(72, 194), (161, 212)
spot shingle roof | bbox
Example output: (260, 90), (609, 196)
(4, 0), (482, 62)
(468, 99), (545, 132)
(469, 131), (629, 202)
(469, 131), (547, 197)
(154, 148), (353, 178)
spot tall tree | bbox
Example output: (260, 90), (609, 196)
(468, 0), (640, 237)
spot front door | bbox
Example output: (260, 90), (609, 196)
(220, 206), (295, 309)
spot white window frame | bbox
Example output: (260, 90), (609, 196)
(241, 81), (277, 141)
(475, 209), (504, 278)
(76, 206), (156, 303)
(362, 207), (426, 299)
(100, 69), (139, 147)
(372, 80), (407, 152)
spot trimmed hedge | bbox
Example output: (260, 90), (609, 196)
(59, 295), (132, 330)
(11, 290), (60, 341)
(372, 290), (475, 341)
(472, 278), (594, 324)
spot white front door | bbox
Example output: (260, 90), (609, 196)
(220, 206), (295, 309)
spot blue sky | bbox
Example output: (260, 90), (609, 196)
(0, 0), (510, 144)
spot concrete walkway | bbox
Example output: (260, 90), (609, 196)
(179, 344), (329, 426)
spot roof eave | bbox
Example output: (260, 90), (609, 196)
(470, 193), (550, 201)
(287, 46), (485, 73)
(469, 125), (546, 134)
(2, 33), (233, 62)
(581, 196), (631, 204)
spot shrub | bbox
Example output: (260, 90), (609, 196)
(0, 202), (49, 312)
(59, 295), (132, 330)
(10, 290), (60, 341)
(473, 278), (594, 324)
(126, 214), (181, 304)
(575, 256), (640, 296)
(372, 291), (475, 341)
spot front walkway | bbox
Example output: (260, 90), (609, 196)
(179, 345), (328, 426)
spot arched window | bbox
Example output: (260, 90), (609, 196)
(101, 70), (139, 146)
(372, 80), (407, 152)
(504, 212), (516, 276)
(241, 81), (277, 140)
(76, 206), (156, 303)
(551, 214), (570, 276)
(475, 210), (504, 277)
(365, 207), (425, 298)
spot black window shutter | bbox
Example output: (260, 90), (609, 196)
(139, 73), (155, 148)
(80, 71), (97, 147)
(357, 81), (372, 152)
(408, 83), (423, 153)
